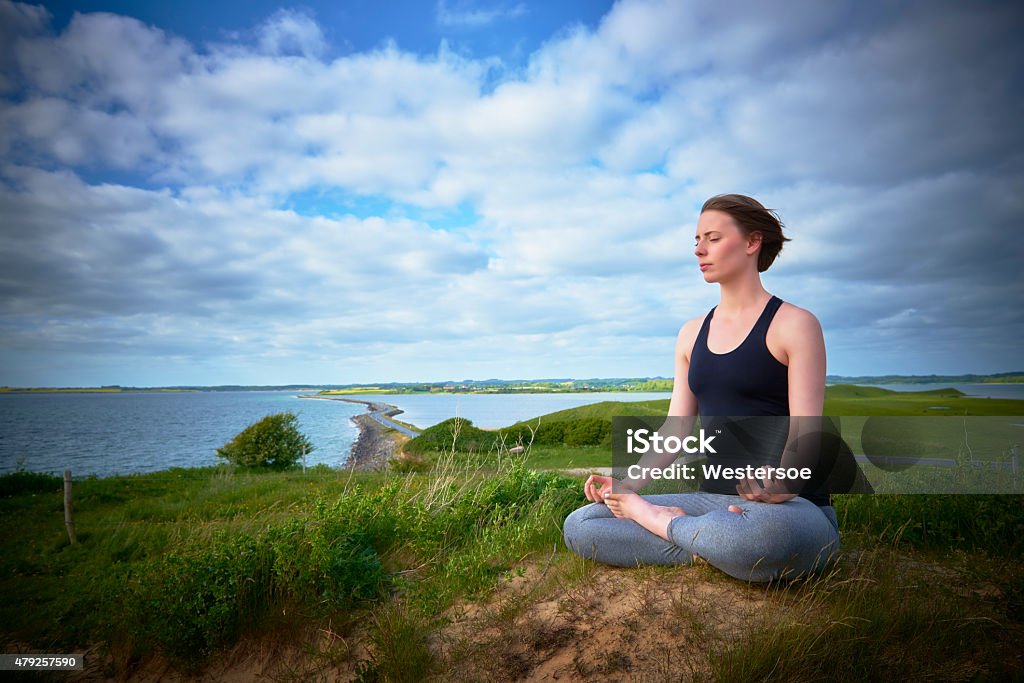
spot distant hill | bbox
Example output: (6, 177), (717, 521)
(826, 372), (1024, 385)
(4, 371), (1021, 393)
(511, 399), (670, 423)
(824, 384), (966, 399)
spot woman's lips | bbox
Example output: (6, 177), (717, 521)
(700, 264), (712, 271)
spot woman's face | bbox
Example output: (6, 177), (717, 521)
(693, 210), (760, 283)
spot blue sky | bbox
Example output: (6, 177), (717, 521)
(1, 0), (1022, 387)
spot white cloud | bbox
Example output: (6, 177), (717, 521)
(0, 0), (1022, 384)
(436, 0), (527, 29)
(257, 9), (326, 58)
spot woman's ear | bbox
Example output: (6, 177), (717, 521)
(746, 231), (763, 254)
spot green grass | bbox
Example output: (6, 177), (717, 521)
(824, 383), (1024, 416)
(516, 444), (608, 469)
(2, 384), (1023, 679)
(704, 547), (1016, 681)
(2, 454), (1022, 678)
(0, 455), (584, 677)
(515, 398), (670, 422)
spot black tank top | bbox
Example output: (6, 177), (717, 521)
(688, 295), (831, 506)
(688, 295), (789, 417)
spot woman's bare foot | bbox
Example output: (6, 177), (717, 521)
(604, 493), (687, 541)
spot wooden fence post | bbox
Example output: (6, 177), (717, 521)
(63, 470), (77, 545)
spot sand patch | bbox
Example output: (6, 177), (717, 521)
(435, 555), (780, 681)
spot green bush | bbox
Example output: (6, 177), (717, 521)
(0, 470), (63, 497)
(562, 417), (611, 446)
(404, 416), (615, 455)
(128, 532), (268, 665)
(216, 411), (313, 469)
(402, 417), (494, 455)
(834, 494), (1024, 555)
(128, 516), (388, 668)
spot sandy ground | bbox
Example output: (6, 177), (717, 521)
(61, 561), (770, 682)
(74, 546), (1022, 682)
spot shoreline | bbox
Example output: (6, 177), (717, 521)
(346, 413), (396, 470)
(298, 395), (416, 471)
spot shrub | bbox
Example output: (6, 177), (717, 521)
(402, 417), (494, 455)
(0, 470), (63, 497)
(128, 516), (388, 669)
(563, 417), (611, 446)
(216, 411), (313, 469)
(405, 416), (617, 456)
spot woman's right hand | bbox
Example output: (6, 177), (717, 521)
(584, 474), (629, 503)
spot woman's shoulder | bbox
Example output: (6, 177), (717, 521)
(773, 300), (824, 344)
(675, 311), (713, 358)
(775, 300), (821, 326)
(677, 310), (712, 338)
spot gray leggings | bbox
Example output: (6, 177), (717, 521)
(562, 492), (840, 583)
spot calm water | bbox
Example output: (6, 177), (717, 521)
(354, 391), (673, 431)
(0, 391), (364, 478)
(0, 391), (671, 478)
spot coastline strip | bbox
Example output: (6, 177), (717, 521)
(298, 395), (421, 470)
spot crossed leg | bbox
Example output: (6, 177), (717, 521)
(562, 492), (839, 582)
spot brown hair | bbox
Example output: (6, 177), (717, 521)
(701, 194), (790, 272)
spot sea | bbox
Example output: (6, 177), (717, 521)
(0, 390), (671, 478)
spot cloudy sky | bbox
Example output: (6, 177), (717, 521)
(1, 0), (1022, 387)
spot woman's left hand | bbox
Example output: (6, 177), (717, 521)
(735, 476), (798, 504)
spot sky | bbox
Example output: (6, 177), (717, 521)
(0, 0), (1022, 387)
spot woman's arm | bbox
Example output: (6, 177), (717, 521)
(617, 319), (701, 493)
(784, 307), (826, 418)
(737, 306), (826, 502)
(668, 318), (701, 418)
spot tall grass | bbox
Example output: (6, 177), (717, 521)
(0, 433), (584, 676)
(704, 546), (1011, 681)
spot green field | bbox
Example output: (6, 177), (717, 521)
(1, 384), (1022, 679)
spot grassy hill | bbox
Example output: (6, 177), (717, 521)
(2, 453), (1022, 679)
(399, 384), (1024, 470)
(516, 383), (1019, 423)
(513, 398), (670, 422)
(823, 383), (1023, 416)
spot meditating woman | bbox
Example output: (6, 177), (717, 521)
(562, 194), (840, 582)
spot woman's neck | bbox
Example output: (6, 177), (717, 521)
(717, 276), (771, 316)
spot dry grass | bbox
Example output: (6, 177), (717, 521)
(426, 544), (1022, 682)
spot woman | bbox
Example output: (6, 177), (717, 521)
(562, 194), (840, 582)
